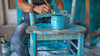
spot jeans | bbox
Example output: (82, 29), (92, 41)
(11, 12), (89, 56)
(11, 23), (30, 56)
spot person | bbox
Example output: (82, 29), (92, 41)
(11, 0), (66, 56)
(11, 0), (89, 56)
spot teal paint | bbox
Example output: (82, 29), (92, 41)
(71, 0), (76, 24)
(90, 0), (98, 47)
(30, 34), (37, 56)
(15, 0), (23, 25)
(90, 0), (98, 31)
(51, 15), (68, 30)
(28, 0), (36, 25)
(62, 0), (72, 14)
(28, 26), (85, 56)
(74, 0), (86, 22)
(67, 40), (70, 54)
(71, 41), (78, 49)
(97, 0), (100, 28)
(70, 49), (75, 54)
(26, 23), (86, 35)
(78, 33), (84, 56)
(15, 0), (100, 47)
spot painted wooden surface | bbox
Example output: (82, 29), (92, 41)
(36, 34), (79, 40)
(15, 0), (22, 25)
(90, 0), (99, 46)
(26, 23), (86, 34)
(15, 0), (100, 28)
(15, 0), (100, 47)
(29, 33), (84, 56)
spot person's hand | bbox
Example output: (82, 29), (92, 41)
(33, 4), (51, 14)
(60, 10), (67, 14)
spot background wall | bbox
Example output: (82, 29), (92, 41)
(4, 0), (17, 25)
(0, 0), (17, 25)
(0, 0), (4, 25)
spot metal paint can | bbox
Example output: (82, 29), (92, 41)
(1, 40), (10, 56)
(1, 43), (9, 53)
(51, 15), (68, 30)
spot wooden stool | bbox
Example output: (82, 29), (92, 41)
(26, 20), (86, 56)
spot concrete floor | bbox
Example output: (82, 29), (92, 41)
(0, 25), (100, 56)
(0, 25), (17, 40)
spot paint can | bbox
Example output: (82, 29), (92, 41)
(51, 14), (68, 30)
(1, 43), (9, 53)
(1, 40), (10, 56)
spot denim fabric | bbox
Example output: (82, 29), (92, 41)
(11, 12), (51, 56)
(11, 23), (30, 56)
(11, 12), (89, 56)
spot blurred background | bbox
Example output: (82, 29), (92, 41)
(0, 0), (100, 56)
(0, 0), (17, 40)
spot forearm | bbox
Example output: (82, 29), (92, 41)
(55, 0), (64, 11)
(18, 0), (33, 12)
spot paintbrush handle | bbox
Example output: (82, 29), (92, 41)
(1, 40), (6, 44)
(44, 0), (55, 14)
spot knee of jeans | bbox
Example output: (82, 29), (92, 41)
(11, 39), (23, 50)
(15, 23), (29, 32)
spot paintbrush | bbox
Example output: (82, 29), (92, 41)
(44, 0), (56, 14)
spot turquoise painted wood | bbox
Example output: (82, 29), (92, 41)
(98, 0), (100, 28)
(15, 0), (100, 50)
(89, 0), (100, 47)
(26, 0), (86, 56)
(97, 0), (100, 28)
(26, 23), (86, 56)
(15, 0), (23, 25)
(51, 15), (68, 30)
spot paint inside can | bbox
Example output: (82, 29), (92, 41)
(51, 14), (68, 30)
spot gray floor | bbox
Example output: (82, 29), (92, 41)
(0, 25), (100, 56)
(0, 25), (17, 40)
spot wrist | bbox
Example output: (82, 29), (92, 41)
(30, 5), (36, 13)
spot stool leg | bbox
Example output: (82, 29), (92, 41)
(67, 40), (70, 55)
(30, 34), (37, 56)
(77, 33), (84, 56)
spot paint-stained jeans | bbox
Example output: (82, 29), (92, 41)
(11, 12), (51, 56)
(11, 12), (89, 56)
(11, 23), (30, 56)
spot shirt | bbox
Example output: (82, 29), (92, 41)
(26, 0), (52, 5)
(20, 0), (52, 25)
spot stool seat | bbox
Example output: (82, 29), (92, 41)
(26, 23), (86, 34)
(26, 23), (86, 56)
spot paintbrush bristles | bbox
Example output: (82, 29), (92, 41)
(44, 0), (56, 14)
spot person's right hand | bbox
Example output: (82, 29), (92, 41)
(33, 4), (51, 14)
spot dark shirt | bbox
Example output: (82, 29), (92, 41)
(20, 0), (52, 25)
(26, 0), (52, 5)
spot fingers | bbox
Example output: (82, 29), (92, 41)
(33, 4), (51, 14)
(43, 4), (50, 10)
(41, 4), (51, 14)
(41, 9), (46, 14)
